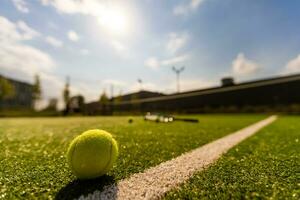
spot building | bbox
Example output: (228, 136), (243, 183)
(84, 90), (165, 115)
(0, 75), (33, 109)
(68, 95), (85, 113)
(112, 74), (300, 113)
(84, 101), (107, 115)
(111, 90), (165, 102)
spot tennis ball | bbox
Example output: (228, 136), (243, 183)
(67, 129), (118, 179)
(128, 118), (133, 123)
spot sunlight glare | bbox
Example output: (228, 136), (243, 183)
(98, 8), (129, 35)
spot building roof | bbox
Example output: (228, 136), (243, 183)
(115, 73), (300, 104)
(112, 90), (165, 101)
(85, 90), (165, 105)
(0, 74), (33, 87)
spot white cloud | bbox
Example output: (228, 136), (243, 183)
(17, 21), (41, 40)
(95, 77), (213, 97)
(191, 0), (205, 8)
(36, 75), (106, 110)
(144, 54), (190, 69)
(283, 54), (300, 74)
(33, 74), (102, 110)
(128, 78), (213, 94)
(0, 16), (104, 109)
(146, 32), (189, 70)
(232, 53), (260, 76)
(103, 79), (126, 87)
(166, 32), (189, 54)
(145, 54), (190, 70)
(0, 43), (54, 76)
(170, 78), (214, 93)
(70, 81), (101, 101)
(39, 0), (116, 23)
(12, 0), (29, 13)
(0, 17), (22, 41)
(129, 81), (158, 93)
(0, 16), (52, 76)
(161, 54), (190, 66)
(40, 0), (132, 35)
(0, 17), (40, 42)
(145, 57), (160, 69)
(40, 0), (106, 15)
(0, 16), (58, 109)
(110, 40), (132, 58)
(34, 73), (65, 110)
(47, 21), (58, 30)
(80, 49), (90, 55)
(174, 0), (206, 16)
(111, 40), (126, 52)
(67, 30), (79, 41)
(45, 36), (63, 48)
(108, 78), (209, 95)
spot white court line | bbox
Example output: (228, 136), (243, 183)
(79, 115), (277, 200)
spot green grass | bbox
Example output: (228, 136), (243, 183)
(0, 114), (264, 199)
(164, 116), (300, 200)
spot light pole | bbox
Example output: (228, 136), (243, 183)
(172, 66), (185, 93)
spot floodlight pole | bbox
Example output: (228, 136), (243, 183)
(172, 66), (185, 93)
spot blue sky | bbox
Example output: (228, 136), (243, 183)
(1, 0), (300, 107)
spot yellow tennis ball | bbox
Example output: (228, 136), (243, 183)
(67, 129), (118, 179)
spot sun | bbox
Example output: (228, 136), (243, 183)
(98, 8), (129, 35)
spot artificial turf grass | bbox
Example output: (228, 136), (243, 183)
(0, 115), (264, 199)
(164, 116), (300, 200)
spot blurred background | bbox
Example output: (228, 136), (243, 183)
(1, 0), (300, 116)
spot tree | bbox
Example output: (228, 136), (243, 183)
(99, 91), (109, 104)
(63, 77), (70, 112)
(45, 98), (58, 111)
(77, 95), (85, 112)
(62, 77), (71, 116)
(0, 77), (15, 100)
(32, 75), (42, 109)
(68, 95), (85, 113)
(99, 91), (110, 115)
(113, 92), (123, 104)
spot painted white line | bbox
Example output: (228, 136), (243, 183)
(79, 116), (277, 200)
